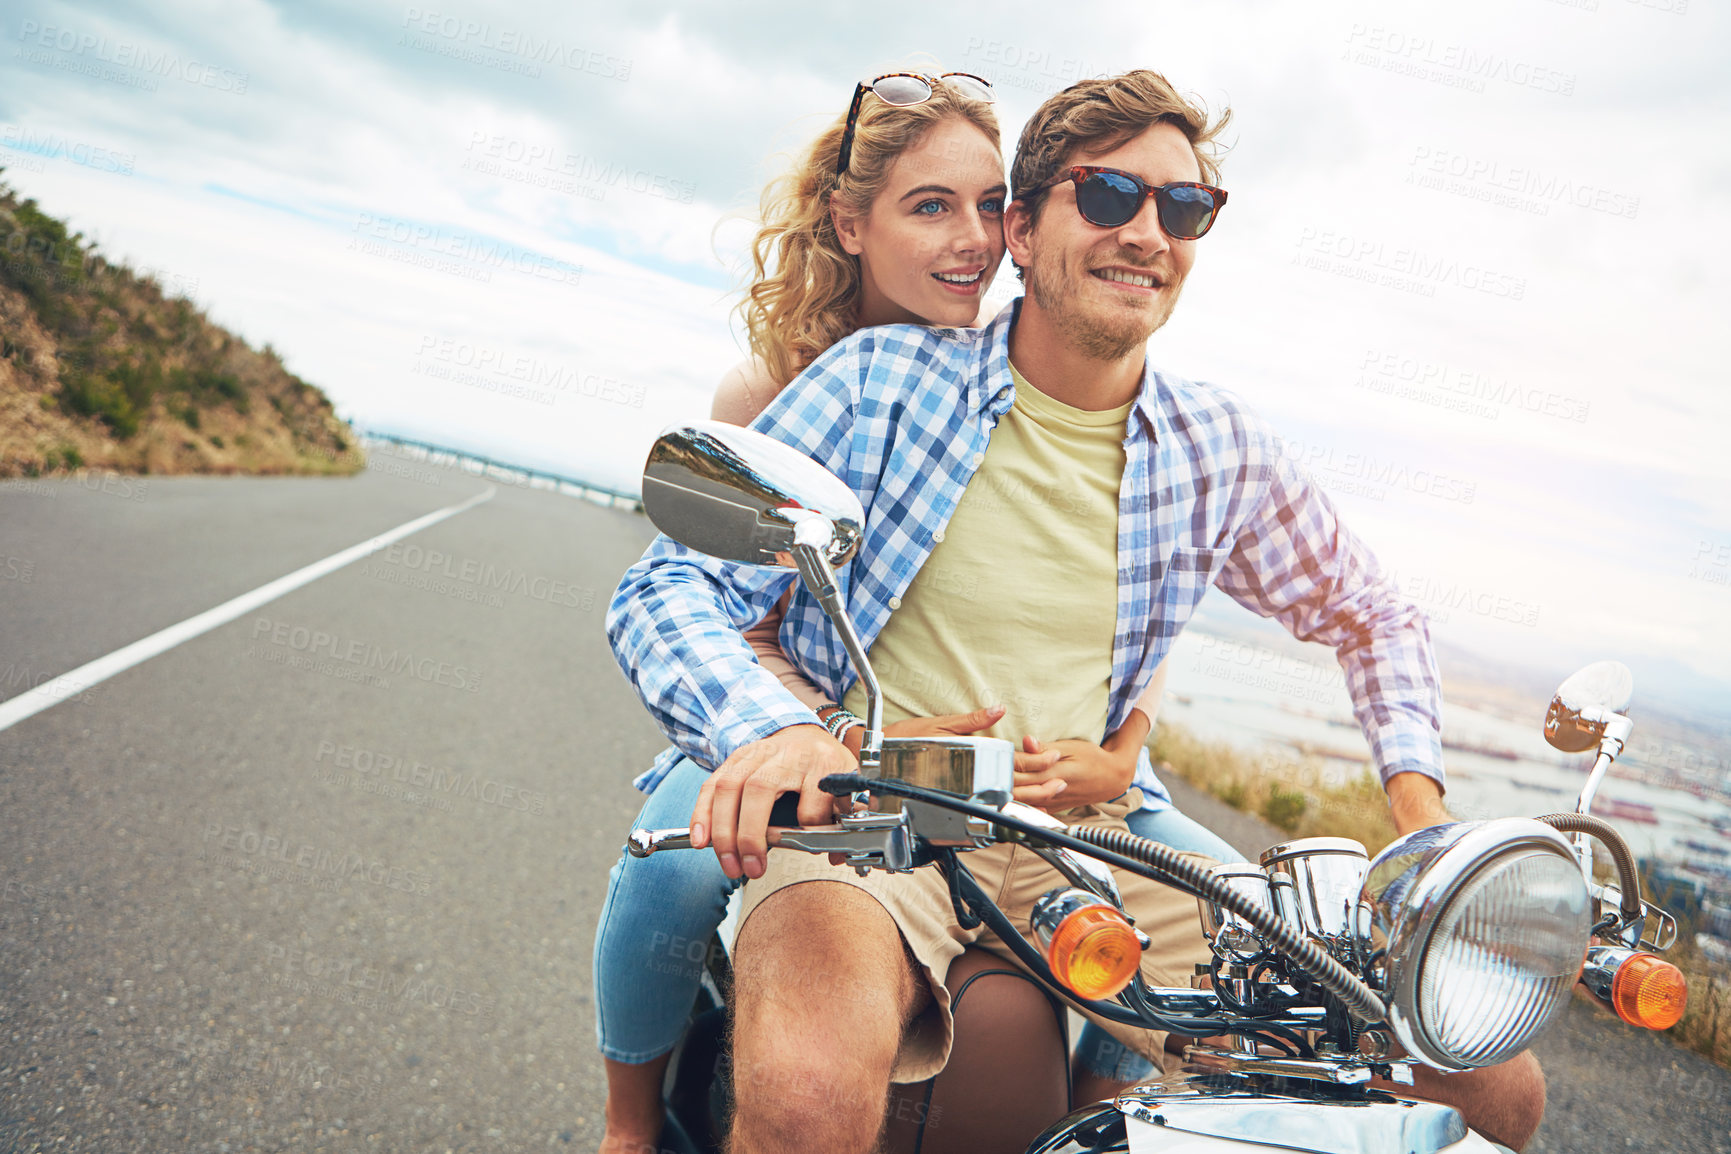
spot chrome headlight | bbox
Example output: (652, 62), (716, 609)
(1363, 819), (1592, 1071)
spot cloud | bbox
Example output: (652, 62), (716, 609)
(2, 0), (1726, 702)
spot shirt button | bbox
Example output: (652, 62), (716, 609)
(889, 596), (903, 610)
(933, 529), (946, 543)
(971, 452), (985, 467)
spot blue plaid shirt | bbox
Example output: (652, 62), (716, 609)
(607, 301), (1445, 806)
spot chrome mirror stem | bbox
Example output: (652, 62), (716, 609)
(791, 529), (882, 776)
(1572, 713), (1633, 875)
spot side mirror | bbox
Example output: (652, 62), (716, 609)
(640, 421), (886, 774)
(642, 421), (864, 568)
(1544, 661), (1634, 753)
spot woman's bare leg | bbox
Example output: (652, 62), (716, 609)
(599, 1054), (671, 1153)
(882, 947), (1070, 1154)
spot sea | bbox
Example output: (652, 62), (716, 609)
(1158, 628), (1731, 872)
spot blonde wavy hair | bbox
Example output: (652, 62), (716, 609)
(738, 78), (1000, 386)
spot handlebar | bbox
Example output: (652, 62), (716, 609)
(625, 773), (1391, 1028)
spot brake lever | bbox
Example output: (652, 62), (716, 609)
(626, 812), (918, 873)
(623, 791), (813, 857)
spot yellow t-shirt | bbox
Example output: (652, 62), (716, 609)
(844, 362), (1132, 749)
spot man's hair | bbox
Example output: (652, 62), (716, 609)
(1010, 70), (1231, 215)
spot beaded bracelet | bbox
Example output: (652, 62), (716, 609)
(824, 708), (864, 740)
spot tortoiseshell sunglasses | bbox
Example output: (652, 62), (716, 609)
(835, 72), (995, 176)
(1021, 166), (1228, 239)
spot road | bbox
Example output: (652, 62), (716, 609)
(2, 454), (1727, 1152)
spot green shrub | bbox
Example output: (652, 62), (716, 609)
(1151, 721), (1396, 853)
(110, 358), (163, 412)
(1261, 785), (1308, 833)
(184, 367), (248, 412)
(58, 372), (139, 438)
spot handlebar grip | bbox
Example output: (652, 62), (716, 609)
(820, 772), (869, 796)
(768, 791), (802, 828)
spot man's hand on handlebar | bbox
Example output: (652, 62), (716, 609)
(690, 724), (854, 880)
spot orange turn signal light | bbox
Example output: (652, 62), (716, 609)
(1610, 953), (1688, 1030)
(1047, 904), (1141, 1000)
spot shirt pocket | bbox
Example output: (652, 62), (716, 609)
(1156, 545), (1229, 625)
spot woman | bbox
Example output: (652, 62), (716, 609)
(595, 70), (1237, 1153)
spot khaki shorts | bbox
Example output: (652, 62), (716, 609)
(735, 793), (1217, 1083)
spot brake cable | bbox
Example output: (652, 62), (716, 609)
(824, 774), (1389, 1026)
(938, 855), (1307, 1053)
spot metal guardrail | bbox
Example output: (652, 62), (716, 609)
(358, 432), (642, 512)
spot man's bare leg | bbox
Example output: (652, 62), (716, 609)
(1386, 1051), (1546, 1151)
(728, 880), (930, 1154)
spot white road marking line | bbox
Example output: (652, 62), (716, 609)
(0, 486), (497, 733)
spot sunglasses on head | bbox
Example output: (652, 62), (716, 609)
(1022, 166), (1228, 239)
(836, 71), (996, 176)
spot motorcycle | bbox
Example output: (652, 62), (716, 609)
(623, 419), (1691, 1154)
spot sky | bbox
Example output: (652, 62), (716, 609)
(1, 0), (1728, 725)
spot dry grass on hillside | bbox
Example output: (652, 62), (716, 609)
(0, 174), (362, 478)
(1151, 721), (1398, 853)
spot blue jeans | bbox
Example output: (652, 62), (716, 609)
(593, 756), (742, 1062)
(593, 764), (1246, 1072)
(1074, 803), (1248, 1083)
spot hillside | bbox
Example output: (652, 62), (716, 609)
(0, 173), (362, 478)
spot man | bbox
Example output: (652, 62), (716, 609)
(608, 70), (1543, 1153)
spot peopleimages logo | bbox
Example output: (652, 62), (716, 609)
(1270, 437), (1478, 505)
(201, 822), (433, 895)
(15, 19), (249, 93)
(1293, 228), (1526, 301)
(399, 8), (631, 80)
(366, 540), (599, 609)
(1407, 147), (1640, 220)
(462, 132), (695, 205)
(1386, 571), (1541, 628)
(0, 125), (135, 174)
(1342, 24), (1576, 96)
(314, 740), (549, 815)
(1357, 348), (1591, 424)
(263, 939), (496, 1017)
(412, 336), (645, 409)
(347, 213), (583, 289)
(249, 616), (483, 692)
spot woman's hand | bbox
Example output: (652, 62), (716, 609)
(885, 705), (1007, 743)
(1015, 735), (1138, 811)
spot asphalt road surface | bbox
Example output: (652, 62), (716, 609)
(2, 454), (1727, 1153)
